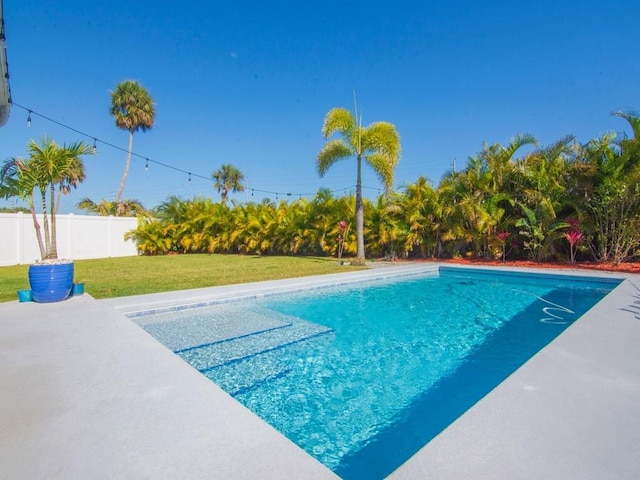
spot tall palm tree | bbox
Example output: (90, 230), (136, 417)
(110, 80), (155, 210)
(212, 163), (245, 202)
(317, 107), (401, 263)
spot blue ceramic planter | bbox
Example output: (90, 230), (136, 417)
(28, 262), (74, 303)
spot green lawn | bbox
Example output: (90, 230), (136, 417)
(0, 254), (362, 303)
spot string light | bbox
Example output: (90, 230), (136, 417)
(9, 101), (382, 201)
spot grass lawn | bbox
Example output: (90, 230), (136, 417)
(0, 254), (362, 303)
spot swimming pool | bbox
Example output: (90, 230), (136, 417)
(132, 266), (620, 479)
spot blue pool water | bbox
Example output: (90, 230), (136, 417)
(133, 267), (620, 479)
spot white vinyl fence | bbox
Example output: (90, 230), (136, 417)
(0, 213), (139, 266)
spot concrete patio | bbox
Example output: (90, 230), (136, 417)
(1, 264), (639, 479)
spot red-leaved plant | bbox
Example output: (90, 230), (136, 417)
(565, 229), (584, 264)
(496, 231), (510, 262)
(563, 217), (584, 264)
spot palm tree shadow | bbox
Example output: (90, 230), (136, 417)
(620, 281), (640, 320)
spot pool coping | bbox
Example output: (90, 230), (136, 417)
(1, 263), (639, 479)
(100, 263), (440, 316)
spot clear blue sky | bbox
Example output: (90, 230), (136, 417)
(1, 0), (638, 213)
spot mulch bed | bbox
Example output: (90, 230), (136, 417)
(395, 257), (640, 275)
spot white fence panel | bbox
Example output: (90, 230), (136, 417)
(0, 213), (139, 266)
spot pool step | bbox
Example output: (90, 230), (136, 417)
(140, 307), (290, 352)
(198, 319), (334, 397)
(139, 305), (333, 396)
(204, 352), (293, 397)
(205, 327), (334, 397)
(177, 318), (333, 373)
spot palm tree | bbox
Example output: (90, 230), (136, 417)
(317, 107), (401, 263)
(154, 195), (188, 223)
(77, 198), (116, 216)
(612, 111), (640, 178)
(55, 156), (86, 213)
(513, 137), (579, 260)
(613, 111), (640, 140)
(110, 80), (155, 211)
(481, 133), (537, 194)
(1, 137), (93, 260)
(396, 177), (446, 257)
(77, 197), (145, 216)
(581, 127), (640, 263)
(1, 156), (44, 254)
(438, 156), (496, 256)
(368, 193), (407, 259)
(212, 163), (245, 202)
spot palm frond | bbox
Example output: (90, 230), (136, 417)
(321, 108), (355, 139)
(504, 132), (538, 160)
(110, 80), (156, 133)
(317, 139), (352, 176)
(366, 152), (394, 192)
(612, 110), (640, 140)
(362, 122), (401, 165)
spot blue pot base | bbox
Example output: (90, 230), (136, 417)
(28, 263), (74, 303)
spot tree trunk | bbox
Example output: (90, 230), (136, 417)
(29, 200), (46, 260)
(355, 154), (365, 261)
(116, 130), (134, 209)
(46, 184), (58, 259)
(40, 189), (52, 259)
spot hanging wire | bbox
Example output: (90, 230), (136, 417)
(9, 100), (380, 200)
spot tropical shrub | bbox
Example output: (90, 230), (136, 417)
(123, 111), (640, 265)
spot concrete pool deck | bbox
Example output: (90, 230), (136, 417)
(1, 263), (639, 479)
